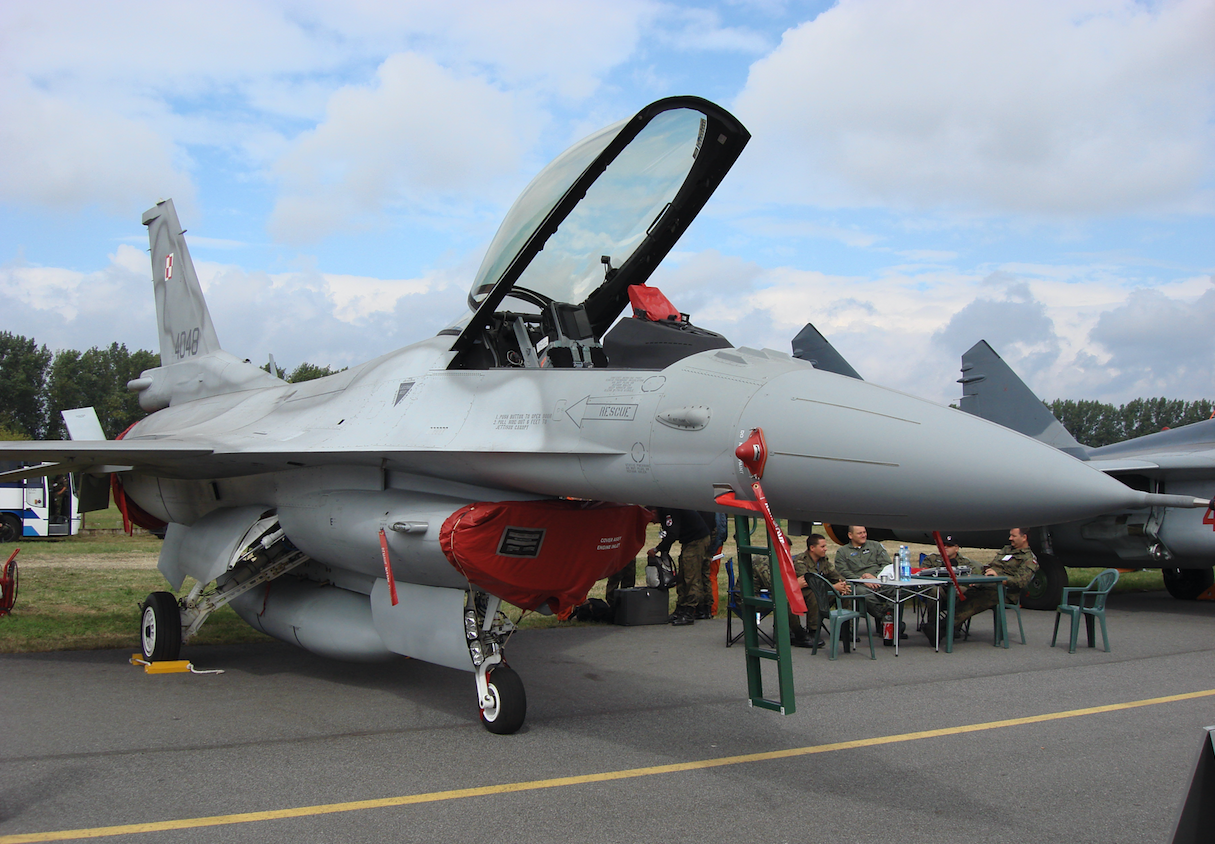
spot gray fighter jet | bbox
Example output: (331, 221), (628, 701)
(1, 98), (1206, 732)
(819, 332), (1215, 608)
(953, 341), (1215, 606)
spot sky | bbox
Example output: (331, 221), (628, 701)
(1, 0), (1212, 406)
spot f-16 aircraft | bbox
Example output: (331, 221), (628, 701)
(1, 98), (1206, 732)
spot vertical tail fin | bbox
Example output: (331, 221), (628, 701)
(791, 323), (864, 380)
(142, 199), (221, 365)
(958, 341), (1084, 454)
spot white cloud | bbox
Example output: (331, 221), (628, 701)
(731, 0), (1215, 217)
(0, 245), (158, 350)
(1087, 281), (1215, 397)
(267, 52), (544, 244)
(646, 247), (1215, 405)
(188, 259), (471, 370)
(0, 74), (194, 212)
(653, 6), (773, 53)
(304, 0), (655, 101)
(0, 243), (471, 371)
(0, 0), (660, 222)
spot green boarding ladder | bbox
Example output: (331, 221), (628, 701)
(732, 514), (796, 714)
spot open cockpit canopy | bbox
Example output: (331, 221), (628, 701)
(448, 97), (748, 370)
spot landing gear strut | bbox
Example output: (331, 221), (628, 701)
(137, 515), (306, 662)
(466, 590), (526, 733)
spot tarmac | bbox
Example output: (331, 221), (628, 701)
(2, 588), (1213, 844)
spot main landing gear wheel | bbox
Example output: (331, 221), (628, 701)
(1021, 554), (1066, 610)
(0, 513), (20, 543)
(480, 664), (527, 735)
(140, 592), (182, 661)
(1162, 567), (1214, 601)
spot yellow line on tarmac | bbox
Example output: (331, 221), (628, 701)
(4, 688), (1214, 843)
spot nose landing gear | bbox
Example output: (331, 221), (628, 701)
(467, 590), (526, 733)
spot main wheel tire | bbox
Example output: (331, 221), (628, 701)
(1021, 554), (1066, 610)
(1162, 567), (1214, 601)
(140, 592), (182, 661)
(0, 513), (21, 543)
(480, 664), (527, 735)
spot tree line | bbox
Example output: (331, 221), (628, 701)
(0, 332), (339, 441)
(1048, 398), (1214, 448)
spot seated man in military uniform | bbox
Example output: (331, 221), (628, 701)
(924, 527), (1038, 646)
(833, 525), (893, 628)
(790, 533), (849, 648)
(919, 534), (976, 572)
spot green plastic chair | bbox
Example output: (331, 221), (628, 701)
(998, 593), (1026, 647)
(809, 573), (875, 660)
(1051, 568), (1119, 653)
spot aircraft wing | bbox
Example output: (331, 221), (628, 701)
(0, 439), (627, 483)
(1081, 457), (1161, 474)
(0, 441), (214, 481)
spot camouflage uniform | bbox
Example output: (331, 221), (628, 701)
(793, 550), (847, 636)
(655, 509), (711, 616)
(919, 552), (977, 571)
(833, 540), (892, 622)
(953, 545), (1038, 626)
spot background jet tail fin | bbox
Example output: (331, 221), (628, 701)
(958, 341), (1083, 452)
(61, 407), (106, 441)
(791, 323), (864, 380)
(143, 199), (222, 366)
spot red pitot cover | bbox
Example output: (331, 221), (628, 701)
(441, 500), (652, 614)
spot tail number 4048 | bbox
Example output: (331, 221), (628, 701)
(173, 327), (201, 359)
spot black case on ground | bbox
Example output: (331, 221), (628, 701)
(614, 587), (670, 626)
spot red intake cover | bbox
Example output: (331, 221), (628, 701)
(441, 500), (651, 614)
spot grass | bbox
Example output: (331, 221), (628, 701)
(0, 567), (273, 653)
(1068, 566), (1164, 592)
(13, 531), (163, 560)
(81, 505), (132, 531)
(0, 512), (1171, 653)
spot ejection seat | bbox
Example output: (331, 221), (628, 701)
(538, 302), (608, 368)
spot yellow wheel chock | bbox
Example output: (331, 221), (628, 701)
(129, 654), (223, 675)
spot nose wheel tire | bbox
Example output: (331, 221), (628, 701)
(140, 592), (182, 661)
(480, 665), (526, 735)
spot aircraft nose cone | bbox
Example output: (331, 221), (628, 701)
(744, 370), (1144, 530)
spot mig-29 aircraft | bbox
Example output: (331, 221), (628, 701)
(953, 340), (1215, 605)
(801, 325), (1215, 609)
(2, 97), (1207, 733)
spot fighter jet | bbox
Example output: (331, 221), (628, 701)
(811, 330), (1215, 608)
(1, 98), (1205, 732)
(952, 341), (1215, 605)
